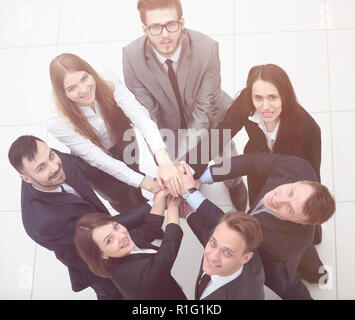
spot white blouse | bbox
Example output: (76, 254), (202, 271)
(248, 112), (280, 152)
(47, 65), (166, 188)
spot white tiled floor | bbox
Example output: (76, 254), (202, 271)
(235, 0), (328, 33)
(0, 0), (354, 300)
(327, 30), (355, 111)
(0, 0), (61, 47)
(182, 0), (235, 36)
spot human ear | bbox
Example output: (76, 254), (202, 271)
(180, 17), (185, 30)
(101, 253), (109, 260)
(20, 174), (32, 184)
(241, 251), (253, 265)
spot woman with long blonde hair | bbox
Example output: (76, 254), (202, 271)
(48, 53), (181, 212)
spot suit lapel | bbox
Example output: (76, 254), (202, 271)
(144, 40), (180, 114)
(176, 32), (192, 106)
(59, 153), (108, 213)
(195, 265), (204, 300)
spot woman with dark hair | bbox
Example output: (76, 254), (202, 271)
(216, 64), (321, 206)
(210, 64), (323, 283)
(47, 53), (182, 213)
(74, 190), (187, 300)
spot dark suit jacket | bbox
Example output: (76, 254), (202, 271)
(111, 214), (186, 300)
(223, 90), (321, 204)
(21, 150), (150, 292)
(210, 153), (318, 299)
(187, 199), (265, 300)
(194, 89), (321, 205)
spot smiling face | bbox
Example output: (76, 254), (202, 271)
(263, 181), (315, 224)
(63, 71), (96, 107)
(20, 140), (66, 191)
(202, 222), (253, 277)
(143, 7), (184, 58)
(92, 221), (135, 259)
(252, 79), (282, 132)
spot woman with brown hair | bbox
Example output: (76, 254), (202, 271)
(47, 53), (182, 213)
(216, 63), (321, 207)
(208, 63), (323, 283)
(74, 190), (187, 300)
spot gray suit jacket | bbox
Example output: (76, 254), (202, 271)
(123, 29), (233, 158)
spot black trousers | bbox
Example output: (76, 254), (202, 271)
(82, 143), (147, 213)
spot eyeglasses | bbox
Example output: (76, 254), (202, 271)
(145, 20), (181, 36)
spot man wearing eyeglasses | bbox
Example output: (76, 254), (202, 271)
(123, 0), (247, 212)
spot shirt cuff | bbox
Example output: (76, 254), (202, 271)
(200, 167), (214, 184)
(186, 190), (206, 212)
(133, 173), (146, 188)
(147, 200), (153, 207)
(144, 175), (155, 181)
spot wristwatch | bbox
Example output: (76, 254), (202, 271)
(182, 187), (197, 200)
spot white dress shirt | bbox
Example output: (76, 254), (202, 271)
(32, 183), (82, 199)
(47, 65), (166, 188)
(199, 265), (244, 300)
(248, 112), (280, 152)
(153, 44), (182, 73)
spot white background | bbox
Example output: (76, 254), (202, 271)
(0, 0), (354, 300)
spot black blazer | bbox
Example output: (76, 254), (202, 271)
(21, 150), (149, 292)
(210, 153), (318, 299)
(193, 89), (321, 205)
(187, 199), (265, 300)
(111, 214), (187, 300)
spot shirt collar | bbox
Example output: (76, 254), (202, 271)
(255, 198), (285, 220)
(32, 184), (62, 193)
(210, 265), (244, 283)
(248, 112), (280, 139)
(153, 43), (182, 65)
(78, 100), (99, 115)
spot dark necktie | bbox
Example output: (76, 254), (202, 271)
(196, 273), (211, 300)
(60, 185), (66, 193)
(165, 59), (187, 129)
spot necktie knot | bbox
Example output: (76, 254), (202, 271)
(165, 59), (173, 67)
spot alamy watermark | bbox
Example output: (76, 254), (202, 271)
(122, 127), (233, 175)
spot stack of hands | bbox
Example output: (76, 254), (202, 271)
(149, 162), (200, 220)
(141, 161), (200, 197)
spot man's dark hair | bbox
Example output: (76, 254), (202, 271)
(301, 180), (336, 224)
(8, 135), (44, 173)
